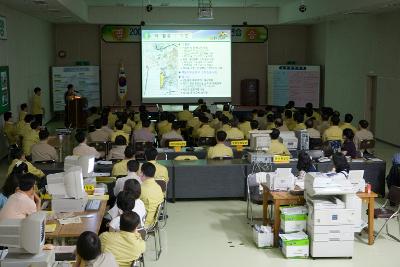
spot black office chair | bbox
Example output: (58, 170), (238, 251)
(309, 138), (323, 150)
(87, 141), (110, 158)
(34, 160), (56, 164)
(134, 141), (154, 160)
(155, 179), (168, 229)
(359, 139), (375, 156)
(198, 137), (216, 147)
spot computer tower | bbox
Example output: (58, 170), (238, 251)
(295, 130), (309, 151)
(241, 79), (259, 106)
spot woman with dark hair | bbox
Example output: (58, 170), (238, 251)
(296, 151), (317, 181)
(74, 231), (117, 267)
(342, 128), (357, 159)
(332, 152), (350, 175)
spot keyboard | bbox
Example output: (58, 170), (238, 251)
(85, 199), (101, 211)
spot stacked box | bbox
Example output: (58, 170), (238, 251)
(280, 206), (308, 233)
(279, 231), (309, 258)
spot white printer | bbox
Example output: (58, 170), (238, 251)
(279, 131), (298, 150)
(305, 172), (362, 258)
(249, 130), (272, 151)
(265, 168), (295, 191)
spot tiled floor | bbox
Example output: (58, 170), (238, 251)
(0, 137), (398, 267)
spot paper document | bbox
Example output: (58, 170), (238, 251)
(45, 224), (57, 233)
(58, 217), (82, 225)
(97, 161), (112, 165)
(279, 231), (308, 241)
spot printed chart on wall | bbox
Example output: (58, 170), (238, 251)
(267, 65), (320, 107)
(0, 66), (10, 114)
(51, 66), (100, 112)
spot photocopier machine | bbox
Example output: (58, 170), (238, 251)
(305, 172), (364, 258)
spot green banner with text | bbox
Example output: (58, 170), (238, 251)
(0, 66), (10, 114)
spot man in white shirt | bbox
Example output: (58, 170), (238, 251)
(72, 131), (101, 158)
(354, 120), (374, 151)
(305, 119), (321, 139)
(114, 160), (141, 196)
(88, 119), (110, 143)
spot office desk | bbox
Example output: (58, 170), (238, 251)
(46, 200), (107, 244)
(157, 147), (244, 160)
(34, 162), (65, 175)
(317, 159), (386, 196)
(261, 185), (378, 247)
(172, 159), (249, 200)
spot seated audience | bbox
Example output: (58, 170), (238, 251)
(100, 117), (113, 135)
(226, 119), (245, 140)
(114, 160), (141, 196)
(354, 120), (374, 150)
(274, 118), (289, 132)
(207, 131), (233, 159)
(31, 129), (58, 162)
(265, 114), (275, 130)
(87, 106), (100, 126)
(0, 173), (40, 220)
(196, 115), (215, 138)
(210, 111), (222, 129)
(293, 113), (306, 131)
(317, 113), (331, 134)
(332, 152), (350, 176)
(342, 128), (357, 159)
(73, 131), (101, 158)
(177, 104), (193, 121)
(144, 147), (169, 183)
(118, 113), (132, 135)
(161, 121), (184, 147)
(0, 168), (21, 209)
(305, 119), (321, 138)
(296, 151), (316, 181)
(7, 148), (45, 178)
(89, 119), (111, 142)
(255, 110), (267, 130)
(219, 116), (232, 133)
(284, 110), (296, 131)
(74, 231), (118, 267)
(340, 113), (358, 133)
(132, 119), (155, 143)
(322, 115), (343, 142)
(3, 111), (17, 145)
(107, 135), (128, 160)
(322, 141), (334, 158)
(201, 104), (213, 121)
(16, 114), (33, 141)
(108, 179), (146, 228)
(268, 128), (290, 156)
(111, 120), (130, 143)
(159, 113), (175, 136)
(112, 145), (135, 177)
(250, 120), (259, 131)
(109, 191), (136, 231)
(139, 163), (164, 228)
(222, 104), (233, 120)
(238, 116), (252, 139)
(100, 211), (145, 267)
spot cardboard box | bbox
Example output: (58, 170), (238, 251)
(253, 225), (273, 248)
(280, 232), (309, 258)
(281, 213), (307, 233)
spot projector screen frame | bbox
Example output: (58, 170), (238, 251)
(140, 25), (232, 104)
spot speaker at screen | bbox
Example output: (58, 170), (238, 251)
(241, 79), (259, 106)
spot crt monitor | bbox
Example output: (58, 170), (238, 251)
(64, 155), (95, 177)
(47, 166), (86, 199)
(0, 212), (46, 254)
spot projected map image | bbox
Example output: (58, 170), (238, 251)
(142, 28), (231, 103)
(143, 43), (179, 96)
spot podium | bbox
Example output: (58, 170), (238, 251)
(66, 97), (87, 128)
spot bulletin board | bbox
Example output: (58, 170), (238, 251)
(0, 66), (10, 114)
(267, 65), (321, 107)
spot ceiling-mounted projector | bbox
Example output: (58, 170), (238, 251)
(198, 0), (213, 20)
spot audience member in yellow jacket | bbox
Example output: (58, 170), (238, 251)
(275, 118), (289, 132)
(86, 106), (100, 126)
(112, 145), (136, 177)
(226, 120), (244, 140)
(22, 121), (40, 156)
(145, 147), (169, 183)
(111, 120), (130, 143)
(108, 112), (118, 129)
(31, 87), (44, 125)
(16, 114), (34, 138)
(187, 116), (201, 134)
(195, 116), (215, 138)
(100, 212), (145, 267)
(293, 113), (306, 131)
(323, 115), (343, 142)
(139, 162), (164, 228)
(222, 104), (233, 120)
(3, 112), (17, 145)
(340, 113), (358, 133)
(265, 114), (275, 130)
(317, 113), (331, 134)
(19, 103), (28, 122)
(7, 149), (45, 178)
(177, 104), (193, 121)
(219, 116), (232, 133)
(238, 117), (252, 139)
(268, 129), (290, 156)
(207, 131), (233, 159)
(283, 110), (296, 131)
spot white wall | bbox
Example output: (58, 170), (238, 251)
(0, 3), (54, 125)
(308, 10), (400, 146)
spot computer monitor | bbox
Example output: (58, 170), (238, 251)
(249, 130), (271, 151)
(64, 155), (95, 177)
(47, 166), (86, 199)
(0, 212), (46, 254)
(279, 131), (298, 150)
